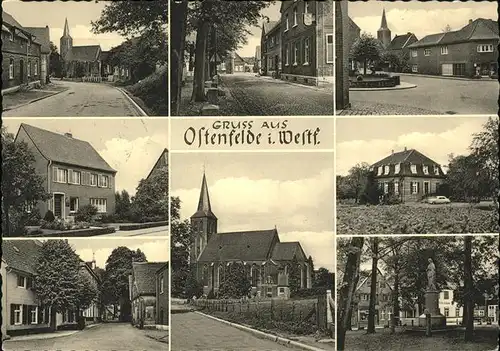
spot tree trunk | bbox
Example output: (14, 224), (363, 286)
(367, 238), (379, 333)
(391, 262), (400, 334)
(337, 237), (364, 351)
(170, 0), (189, 115)
(191, 20), (210, 102)
(464, 236), (474, 341)
(363, 59), (367, 75)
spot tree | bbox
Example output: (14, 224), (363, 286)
(131, 168), (168, 222)
(288, 255), (301, 294)
(351, 33), (382, 75)
(76, 273), (99, 312)
(344, 163), (371, 203)
(445, 154), (489, 202)
(314, 267), (333, 290)
(49, 41), (62, 78)
(463, 236), (474, 341)
(171, 0), (189, 115)
(1, 127), (50, 236)
(367, 238), (379, 333)
(115, 190), (132, 220)
(218, 262), (252, 299)
(359, 171), (382, 205)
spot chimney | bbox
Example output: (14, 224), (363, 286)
(404, 146), (407, 152)
(64, 132), (72, 138)
(469, 19), (473, 24)
(391, 149), (394, 154)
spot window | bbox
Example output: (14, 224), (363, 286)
(410, 164), (417, 174)
(412, 182), (418, 194)
(251, 265), (258, 287)
(412, 64), (418, 73)
(69, 170), (81, 185)
(477, 44), (494, 53)
(24, 201), (34, 213)
(443, 291), (450, 300)
(17, 274), (26, 288)
(90, 173), (98, 186)
(411, 49), (417, 57)
(285, 44), (289, 66)
(98, 175), (109, 188)
(384, 165), (390, 175)
(394, 163), (401, 174)
(434, 166), (440, 176)
(377, 166), (383, 176)
(394, 181), (399, 195)
(424, 49), (431, 56)
(285, 15), (289, 31)
(293, 7), (298, 27)
(456, 308), (461, 317)
(9, 58), (14, 79)
(69, 197), (79, 213)
(326, 34), (334, 63)
(440, 46), (448, 55)
(423, 165), (429, 175)
(90, 198), (107, 213)
(293, 41), (299, 65)
(34, 60), (38, 76)
(13, 304), (22, 325)
(304, 1), (310, 14)
(303, 37), (310, 65)
(30, 306), (38, 324)
(53, 167), (68, 183)
(444, 307), (450, 317)
(160, 276), (164, 294)
(383, 182), (389, 194)
(27, 60), (31, 77)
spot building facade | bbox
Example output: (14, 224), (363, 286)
(2, 11), (43, 94)
(15, 123), (116, 220)
(261, 20), (282, 76)
(372, 148), (446, 203)
(190, 173), (312, 299)
(155, 263), (169, 326)
(408, 18), (499, 77)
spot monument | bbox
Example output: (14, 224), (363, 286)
(418, 258), (446, 329)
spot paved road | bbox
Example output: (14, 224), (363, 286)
(171, 312), (294, 351)
(347, 75), (498, 115)
(3, 80), (142, 117)
(3, 323), (163, 351)
(220, 73), (333, 116)
(101, 225), (169, 237)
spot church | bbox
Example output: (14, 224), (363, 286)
(190, 173), (313, 299)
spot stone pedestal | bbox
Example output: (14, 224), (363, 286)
(206, 88), (218, 104)
(418, 290), (446, 328)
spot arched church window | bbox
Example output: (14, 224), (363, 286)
(251, 265), (258, 287)
(202, 265), (209, 287)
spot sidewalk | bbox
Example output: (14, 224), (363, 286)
(391, 72), (497, 82)
(2, 84), (69, 111)
(3, 330), (79, 342)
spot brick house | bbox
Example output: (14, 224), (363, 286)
(407, 18), (499, 77)
(261, 20), (282, 76)
(155, 262), (169, 326)
(129, 262), (168, 327)
(371, 148), (446, 203)
(1, 240), (100, 338)
(146, 148), (169, 180)
(190, 173), (312, 299)
(1, 11), (43, 94)
(24, 26), (51, 85)
(14, 123), (116, 220)
(280, 0), (334, 85)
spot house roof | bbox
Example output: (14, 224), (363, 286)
(263, 20), (279, 34)
(372, 149), (444, 178)
(72, 45), (102, 62)
(147, 148), (169, 179)
(2, 10), (24, 29)
(271, 242), (306, 261)
(198, 229), (279, 262)
(191, 173), (217, 220)
(387, 33), (416, 50)
(25, 27), (51, 53)
(132, 262), (168, 297)
(348, 17), (361, 33)
(372, 149), (440, 167)
(408, 33), (445, 48)
(2, 240), (43, 275)
(17, 123), (116, 173)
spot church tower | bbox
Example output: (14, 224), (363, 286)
(377, 9), (391, 49)
(60, 18), (73, 61)
(190, 172), (218, 263)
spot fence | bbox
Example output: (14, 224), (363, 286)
(82, 76), (103, 83)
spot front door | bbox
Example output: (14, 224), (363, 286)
(424, 182), (430, 195)
(54, 194), (64, 218)
(441, 63), (453, 76)
(19, 60), (24, 83)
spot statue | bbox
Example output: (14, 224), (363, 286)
(426, 258), (436, 290)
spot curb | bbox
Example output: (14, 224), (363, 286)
(2, 88), (68, 112)
(194, 311), (329, 351)
(116, 87), (148, 116)
(145, 335), (169, 344)
(3, 330), (79, 342)
(350, 83), (417, 91)
(395, 72), (497, 82)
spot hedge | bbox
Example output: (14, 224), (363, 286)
(119, 221), (168, 231)
(26, 226), (116, 237)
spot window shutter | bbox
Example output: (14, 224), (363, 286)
(10, 305), (15, 325)
(27, 276), (32, 289)
(53, 167), (58, 182)
(45, 307), (50, 324)
(68, 169), (73, 184)
(410, 182), (413, 193)
(417, 182), (420, 193)
(38, 306), (42, 324)
(22, 304), (28, 324)
(27, 306), (32, 324)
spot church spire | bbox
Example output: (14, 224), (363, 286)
(380, 9), (388, 29)
(63, 18), (70, 37)
(197, 172), (213, 216)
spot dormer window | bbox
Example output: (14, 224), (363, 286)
(410, 164), (417, 174)
(9, 29), (14, 41)
(377, 166), (383, 176)
(293, 7), (298, 27)
(434, 166), (440, 176)
(423, 165), (429, 175)
(285, 15), (289, 31)
(384, 165), (390, 175)
(304, 2), (310, 14)
(394, 163), (401, 174)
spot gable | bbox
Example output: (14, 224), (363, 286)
(72, 45), (102, 62)
(271, 242), (307, 261)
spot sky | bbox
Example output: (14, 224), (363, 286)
(336, 116), (492, 176)
(3, 118), (168, 196)
(349, 1), (497, 39)
(171, 152), (334, 271)
(2, 0), (127, 51)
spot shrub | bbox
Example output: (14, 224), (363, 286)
(207, 290), (216, 300)
(25, 209), (42, 226)
(40, 218), (72, 231)
(291, 287), (326, 299)
(75, 205), (98, 223)
(43, 210), (55, 222)
(126, 66), (167, 116)
(356, 75), (363, 82)
(99, 214), (116, 223)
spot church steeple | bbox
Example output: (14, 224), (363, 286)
(380, 8), (388, 30)
(63, 18), (70, 37)
(377, 9), (392, 49)
(60, 18), (73, 61)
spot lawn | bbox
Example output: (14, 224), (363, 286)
(343, 327), (498, 351)
(337, 204), (499, 234)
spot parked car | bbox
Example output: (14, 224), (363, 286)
(426, 196), (451, 204)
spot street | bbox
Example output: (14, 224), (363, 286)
(171, 312), (294, 351)
(3, 323), (163, 351)
(101, 225), (169, 237)
(3, 80), (143, 117)
(345, 75), (498, 115)
(219, 73), (334, 116)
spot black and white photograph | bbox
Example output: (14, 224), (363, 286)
(2, 0), (167, 117)
(171, 0), (334, 116)
(336, 0), (498, 115)
(170, 152), (335, 350)
(1, 237), (169, 350)
(1, 118), (169, 238)
(337, 235), (499, 351)
(336, 116), (499, 234)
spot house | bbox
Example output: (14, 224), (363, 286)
(155, 262), (169, 326)
(80, 259), (100, 323)
(232, 53), (251, 73)
(130, 262), (168, 326)
(371, 148), (446, 203)
(190, 173), (312, 299)
(261, 20), (281, 76)
(407, 18), (499, 77)
(1, 240), (100, 338)
(280, 0), (334, 85)
(14, 123), (117, 220)
(146, 148), (169, 180)
(384, 32), (418, 72)
(25, 26), (51, 84)
(1, 10), (43, 94)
